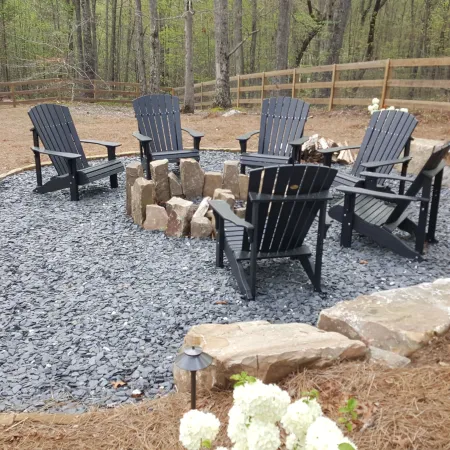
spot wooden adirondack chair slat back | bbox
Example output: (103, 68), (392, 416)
(258, 97), (310, 157)
(133, 94), (183, 153)
(386, 141), (450, 224)
(353, 110), (418, 178)
(244, 165), (337, 253)
(28, 104), (89, 175)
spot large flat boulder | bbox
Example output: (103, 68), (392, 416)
(173, 321), (366, 393)
(318, 278), (450, 357)
(150, 159), (171, 203)
(180, 158), (204, 199)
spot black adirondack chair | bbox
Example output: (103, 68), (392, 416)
(209, 164), (337, 299)
(329, 141), (450, 260)
(320, 109), (417, 194)
(28, 104), (124, 201)
(238, 97), (310, 174)
(132, 94), (204, 179)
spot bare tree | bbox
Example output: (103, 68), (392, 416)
(183, 0), (194, 112)
(233, 0), (244, 75)
(149, 0), (160, 92)
(134, 0), (147, 93)
(213, 0), (231, 108)
(275, 0), (292, 70)
(74, 0), (84, 72)
(249, 0), (258, 73)
(81, 0), (96, 80)
(324, 0), (351, 65)
(109, 0), (118, 81)
(364, 0), (388, 61)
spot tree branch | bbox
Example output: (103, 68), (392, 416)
(227, 30), (259, 58)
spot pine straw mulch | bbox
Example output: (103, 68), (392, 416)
(1, 334), (450, 450)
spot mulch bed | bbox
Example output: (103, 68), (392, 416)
(1, 332), (450, 450)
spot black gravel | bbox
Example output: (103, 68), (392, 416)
(1, 151), (449, 413)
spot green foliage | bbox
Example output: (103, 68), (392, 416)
(230, 371), (257, 388)
(338, 398), (358, 432)
(338, 443), (356, 450)
(201, 439), (212, 449)
(301, 389), (320, 403)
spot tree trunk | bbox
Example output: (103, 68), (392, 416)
(134, 0), (147, 93)
(233, 0), (244, 75)
(81, 0), (96, 81)
(105, 0), (109, 80)
(213, 0), (231, 108)
(148, 0), (160, 92)
(364, 0), (388, 61)
(324, 0), (351, 65)
(74, 0), (84, 75)
(275, 0), (292, 70)
(91, 0), (98, 74)
(183, 0), (194, 112)
(249, 0), (257, 74)
(109, 0), (118, 81)
(65, 0), (75, 78)
(125, 0), (135, 82)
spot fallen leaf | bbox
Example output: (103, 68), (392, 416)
(359, 260), (369, 265)
(214, 300), (228, 305)
(131, 389), (143, 398)
(110, 380), (127, 389)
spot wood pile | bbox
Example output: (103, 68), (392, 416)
(301, 134), (355, 165)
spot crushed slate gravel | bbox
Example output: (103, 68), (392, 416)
(1, 151), (449, 413)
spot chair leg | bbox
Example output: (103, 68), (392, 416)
(33, 150), (43, 187)
(68, 160), (79, 201)
(341, 193), (356, 247)
(415, 181), (431, 254)
(313, 202), (327, 291)
(427, 169), (442, 244)
(300, 256), (321, 292)
(249, 203), (259, 299)
(215, 215), (225, 268)
(107, 146), (118, 188)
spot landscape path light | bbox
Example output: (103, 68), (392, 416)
(175, 346), (213, 410)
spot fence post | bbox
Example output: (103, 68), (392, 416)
(236, 75), (240, 108)
(261, 72), (265, 106)
(291, 68), (296, 98)
(381, 58), (391, 107)
(328, 64), (337, 111)
(10, 84), (16, 108)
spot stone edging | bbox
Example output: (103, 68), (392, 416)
(0, 148), (241, 183)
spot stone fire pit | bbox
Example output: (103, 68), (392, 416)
(126, 158), (249, 239)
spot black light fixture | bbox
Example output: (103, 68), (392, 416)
(175, 346), (213, 410)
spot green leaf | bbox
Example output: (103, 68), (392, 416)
(338, 407), (348, 413)
(345, 422), (353, 432)
(347, 398), (357, 410)
(230, 374), (240, 381)
(338, 444), (355, 450)
(201, 439), (212, 449)
(338, 417), (347, 423)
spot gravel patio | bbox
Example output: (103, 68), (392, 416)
(1, 151), (449, 413)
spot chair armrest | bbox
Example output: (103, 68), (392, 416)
(360, 171), (415, 183)
(132, 131), (152, 143)
(288, 136), (309, 147)
(80, 139), (121, 148)
(31, 146), (81, 160)
(249, 191), (333, 203)
(318, 145), (360, 155)
(336, 185), (429, 203)
(209, 200), (254, 230)
(236, 130), (260, 142)
(360, 156), (412, 169)
(181, 127), (204, 138)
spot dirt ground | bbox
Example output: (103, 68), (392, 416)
(1, 103), (449, 173)
(1, 332), (450, 450)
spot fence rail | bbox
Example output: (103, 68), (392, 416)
(1, 57), (450, 111)
(0, 79), (173, 107)
(173, 57), (450, 112)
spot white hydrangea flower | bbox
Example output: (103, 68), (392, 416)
(372, 98), (380, 105)
(246, 420), (280, 450)
(233, 380), (290, 423)
(371, 103), (379, 111)
(305, 416), (357, 450)
(232, 442), (249, 450)
(400, 107), (409, 113)
(367, 104), (374, 112)
(216, 447), (229, 450)
(228, 405), (249, 447)
(179, 410), (220, 450)
(286, 433), (306, 450)
(281, 398), (322, 440)
(388, 106), (395, 110)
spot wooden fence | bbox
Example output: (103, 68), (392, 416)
(174, 57), (450, 112)
(1, 57), (450, 111)
(0, 78), (173, 107)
